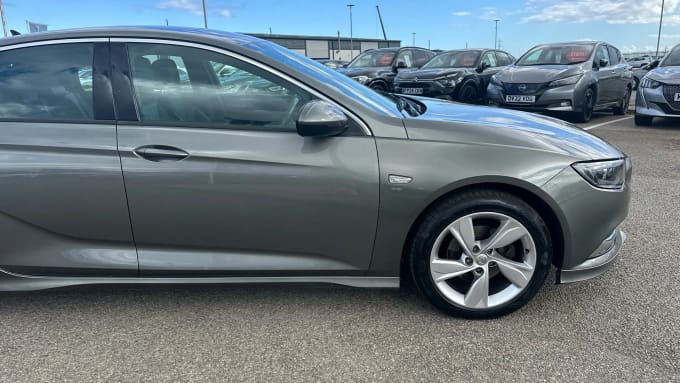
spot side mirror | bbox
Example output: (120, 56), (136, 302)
(649, 60), (660, 70)
(394, 61), (408, 72)
(477, 62), (490, 73)
(599, 59), (609, 68)
(296, 100), (348, 138)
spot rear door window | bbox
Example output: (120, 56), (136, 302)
(0, 43), (95, 120)
(481, 51), (498, 67)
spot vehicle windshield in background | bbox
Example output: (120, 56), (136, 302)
(348, 50), (395, 68)
(516, 44), (595, 66)
(661, 48), (680, 66)
(422, 51), (481, 68)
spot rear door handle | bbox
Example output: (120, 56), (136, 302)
(133, 145), (189, 162)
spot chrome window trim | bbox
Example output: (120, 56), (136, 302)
(111, 37), (373, 136)
(0, 38), (109, 52)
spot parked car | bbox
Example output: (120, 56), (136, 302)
(627, 56), (651, 69)
(632, 59), (660, 89)
(336, 47), (435, 91)
(635, 44), (680, 125)
(487, 41), (634, 122)
(314, 59), (348, 69)
(393, 49), (515, 103)
(0, 27), (631, 318)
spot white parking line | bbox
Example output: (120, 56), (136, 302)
(584, 116), (633, 131)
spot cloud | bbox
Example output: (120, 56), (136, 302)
(156, 0), (203, 15)
(452, 11), (471, 17)
(521, 0), (680, 25)
(480, 7), (500, 21)
(155, 0), (233, 17)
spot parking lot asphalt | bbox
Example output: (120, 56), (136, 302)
(1, 112), (678, 382)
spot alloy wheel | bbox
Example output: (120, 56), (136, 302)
(429, 212), (537, 309)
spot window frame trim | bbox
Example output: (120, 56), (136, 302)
(110, 38), (372, 136)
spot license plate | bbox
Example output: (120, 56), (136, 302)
(506, 95), (535, 103)
(402, 88), (423, 95)
(674, 93), (680, 102)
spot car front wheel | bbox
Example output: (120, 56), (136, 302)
(613, 87), (631, 115)
(408, 189), (552, 319)
(573, 87), (595, 122)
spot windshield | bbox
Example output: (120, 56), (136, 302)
(422, 51), (481, 68)
(661, 47), (680, 66)
(348, 50), (396, 68)
(517, 44), (595, 66)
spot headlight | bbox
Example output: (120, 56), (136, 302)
(490, 74), (503, 86)
(435, 75), (462, 88)
(572, 159), (626, 189)
(548, 74), (583, 88)
(352, 75), (370, 84)
(640, 77), (661, 89)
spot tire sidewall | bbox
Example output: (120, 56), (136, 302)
(409, 191), (552, 318)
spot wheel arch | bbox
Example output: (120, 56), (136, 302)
(399, 179), (567, 284)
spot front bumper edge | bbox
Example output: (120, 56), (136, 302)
(557, 228), (626, 284)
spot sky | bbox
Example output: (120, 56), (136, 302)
(2, 0), (679, 57)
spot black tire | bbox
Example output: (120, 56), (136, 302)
(633, 78), (640, 91)
(407, 189), (552, 319)
(457, 82), (479, 104)
(613, 87), (631, 115)
(634, 113), (653, 126)
(572, 87), (595, 123)
(369, 82), (388, 92)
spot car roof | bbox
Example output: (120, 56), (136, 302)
(0, 26), (260, 48)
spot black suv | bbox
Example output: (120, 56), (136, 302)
(394, 49), (515, 103)
(336, 47), (435, 92)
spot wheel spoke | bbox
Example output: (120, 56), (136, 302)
(481, 218), (527, 251)
(431, 259), (474, 282)
(464, 272), (489, 308)
(449, 216), (475, 254)
(492, 255), (534, 288)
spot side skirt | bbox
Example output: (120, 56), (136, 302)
(0, 268), (400, 291)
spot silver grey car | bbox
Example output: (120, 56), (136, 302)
(487, 42), (633, 123)
(0, 27), (630, 318)
(635, 44), (680, 125)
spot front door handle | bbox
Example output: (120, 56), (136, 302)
(133, 145), (189, 162)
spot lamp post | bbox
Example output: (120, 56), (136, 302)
(656, 0), (665, 57)
(202, 0), (208, 28)
(0, 0), (8, 37)
(412, 32), (416, 47)
(494, 19), (500, 49)
(347, 4), (355, 60)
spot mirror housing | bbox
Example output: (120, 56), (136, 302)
(477, 62), (491, 73)
(296, 100), (349, 138)
(647, 60), (660, 70)
(393, 61), (408, 73)
(599, 59), (609, 68)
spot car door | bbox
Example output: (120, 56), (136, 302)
(593, 44), (617, 103)
(0, 40), (138, 276)
(478, 51), (502, 89)
(112, 41), (379, 276)
(607, 45), (629, 99)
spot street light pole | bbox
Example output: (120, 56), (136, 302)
(494, 19), (500, 49)
(0, 0), (8, 37)
(202, 0), (208, 29)
(656, 0), (665, 57)
(412, 32), (416, 47)
(347, 4), (355, 60)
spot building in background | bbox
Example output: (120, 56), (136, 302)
(246, 33), (401, 61)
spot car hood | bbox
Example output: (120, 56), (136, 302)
(336, 66), (392, 78)
(403, 97), (623, 160)
(646, 66), (680, 84)
(396, 68), (471, 80)
(495, 65), (583, 83)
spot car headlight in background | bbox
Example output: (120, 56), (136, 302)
(435, 75), (462, 88)
(352, 75), (370, 84)
(640, 77), (661, 89)
(572, 159), (626, 189)
(548, 74), (583, 88)
(490, 74), (503, 86)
